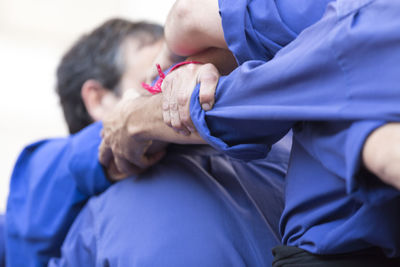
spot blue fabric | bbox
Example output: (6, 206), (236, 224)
(6, 122), (111, 267)
(191, 0), (400, 257)
(49, 139), (290, 266)
(0, 215), (5, 267)
(218, 0), (333, 64)
(281, 121), (400, 256)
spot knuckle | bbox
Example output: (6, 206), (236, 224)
(179, 107), (190, 121)
(202, 63), (218, 72)
(171, 120), (182, 129)
(199, 91), (214, 103)
(162, 100), (170, 111)
(177, 95), (187, 106)
(181, 115), (190, 125)
(170, 114), (182, 128)
(200, 72), (219, 84)
(187, 63), (196, 71)
(169, 102), (178, 111)
(163, 112), (171, 126)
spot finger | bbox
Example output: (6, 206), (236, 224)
(198, 64), (219, 111)
(170, 98), (190, 135)
(98, 140), (113, 166)
(167, 77), (186, 133)
(179, 106), (196, 133)
(114, 155), (142, 176)
(161, 77), (172, 127)
(128, 140), (154, 168)
(106, 160), (128, 182)
(140, 150), (166, 168)
(177, 83), (196, 133)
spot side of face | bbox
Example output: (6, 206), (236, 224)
(81, 37), (164, 121)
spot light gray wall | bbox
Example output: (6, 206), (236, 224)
(0, 0), (176, 212)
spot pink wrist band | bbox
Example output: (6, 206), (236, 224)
(141, 61), (203, 95)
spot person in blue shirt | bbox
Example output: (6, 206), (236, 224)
(99, 0), (400, 266)
(50, 139), (291, 266)
(6, 16), (292, 267)
(5, 18), (166, 266)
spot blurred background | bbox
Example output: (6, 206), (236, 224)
(0, 0), (175, 212)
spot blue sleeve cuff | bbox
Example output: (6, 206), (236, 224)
(218, 0), (297, 64)
(345, 120), (400, 204)
(190, 82), (272, 161)
(68, 122), (111, 196)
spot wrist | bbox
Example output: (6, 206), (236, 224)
(126, 95), (164, 141)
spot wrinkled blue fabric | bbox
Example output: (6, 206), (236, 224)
(219, 0), (333, 64)
(6, 122), (111, 266)
(6, 119), (290, 266)
(50, 139), (290, 266)
(191, 0), (400, 257)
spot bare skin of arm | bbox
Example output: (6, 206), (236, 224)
(362, 122), (400, 190)
(164, 0), (227, 56)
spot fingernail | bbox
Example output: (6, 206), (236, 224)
(202, 103), (211, 111)
(188, 126), (195, 132)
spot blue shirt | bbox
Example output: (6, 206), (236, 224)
(191, 0), (400, 257)
(49, 139), (290, 266)
(219, 0), (333, 64)
(6, 122), (111, 266)
(6, 121), (291, 266)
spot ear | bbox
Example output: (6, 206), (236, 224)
(81, 80), (110, 121)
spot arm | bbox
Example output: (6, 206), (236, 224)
(99, 93), (207, 176)
(6, 123), (111, 266)
(363, 123), (400, 190)
(188, 1), (400, 160)
(165, 0), (227, 56)
(99, 49), (233, 176)
(160, 48), (236, 135)
(119, 94), (206, 145)
(167, 0), (332, 65)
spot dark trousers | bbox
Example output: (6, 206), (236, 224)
(272, 245), (400, 267)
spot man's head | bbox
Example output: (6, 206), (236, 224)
(56, 18), (163, 134)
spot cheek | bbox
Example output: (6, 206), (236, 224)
(101, 94), (120, 111)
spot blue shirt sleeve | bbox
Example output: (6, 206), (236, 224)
(191, 0), (400, 160)
(218, 0), (332, 64)
(68, 123), (111, 196)
(6, 122), (111, 266)
(296, 120), (400, 204)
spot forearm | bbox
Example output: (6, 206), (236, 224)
(165, 0), (227, 56)
(187, 47), (237, 76)
(363, 123), (400, 190)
